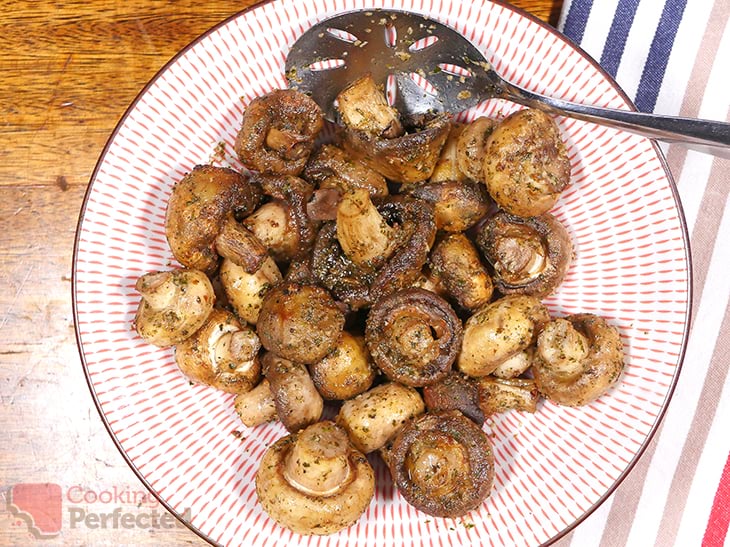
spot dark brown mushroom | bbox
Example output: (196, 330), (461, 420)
(214, 215), (269, 274)
(405, 179), (491, 233)
(303, 144), (389, 198)
(429, 233), (494, 311)
(256, 282), (345, 365)
(533, 314), (624, 406)
(165, 165), (262, 274)
(388, 410), (494, 518)
(483, 108), (571, 217)
(477, 211), (573, 298)
(235, 89), (324, 176)
(243, 174), (317, 262)
(423, 371), (485, 425)
(365, 288), (463, 387)
(263, 352), (323, 432)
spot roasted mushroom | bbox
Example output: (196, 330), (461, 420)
(134, 269), (215, 347)
(174, 309), (261, 394)
(234, 379), (277, 427)
(303, 144), (389, 198)
(458, 295), (550, 377)
(533, 314), (624, 406)
(405, 179), (491, 233)
(219, 256), (282, 325)
(366, 288), (463, 387)
(477, 377), (539, 416)
(256, 282), (345, 365)
(388, 410), (494, 518)
(235, 89), (324, 176)
(243, 174), (317, 262)
(310, 332), (377, 401)
(490, 348), (535, 379)
(483, 108), (571, 217)
(312, 196), (436, 309)
(256, 421), (375, 535)
(264, 352), (323, 432)
(428, 123), (466, 183)
(477, 211), (572, 298)
(423, 371), (485, 425)
(165, 165), (262, 275)
(337, 382), (425, 454)
(456, 116), (497, 182)
(336, 74), (403, 138)
(214, 215), (268, 274)
(429, 233), (494, 311)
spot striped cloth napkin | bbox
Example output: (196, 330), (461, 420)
(553, 1), (730, 546)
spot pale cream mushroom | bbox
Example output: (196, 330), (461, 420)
(219, 256), (282, 325)
(234, 379), (277, 427)
(256, 421), (375, 535)
(457, 295), (550, 377)
(174, 309), (261, 394)
(134, 269), (215, 347)
(337, 382), (425, 454)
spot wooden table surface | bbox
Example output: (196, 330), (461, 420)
(1, 1), (560, 545)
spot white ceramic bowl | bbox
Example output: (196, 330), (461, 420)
(73, 1), (691, 545)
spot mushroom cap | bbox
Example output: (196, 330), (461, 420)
(255, 421), (375, 535)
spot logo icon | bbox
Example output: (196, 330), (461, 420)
(8, 483), (62, 538)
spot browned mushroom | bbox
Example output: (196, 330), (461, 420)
(302, 144), (389, 198)
(336, 74), (404, 138)
(312, 196), (436, 309)
(458, 295), (550, 377)
(477, 377), (539, 416)
(388, 410), (494, 518)
(256, 282), (345, 365)
(477, 211), (573, 298)
(165, 165), (262, 274)
(533, 314), (624, 406)
(337, 381), (425, 454)
(429, 233), (494, 311)
(309, 332), (377, 400)
(174, 309), (261, 394)
(405, 179), (491, 233)
(456, 116), (497, 182)
(243, 174), (317, 262)
(423, 371), (485, 425)
(365, 288), (462, 387)
(263, 352), (323, 432)
(134, 269), (215, 347)
(235, 89), (324, 176)
(428, 123), (466, 183)
(255, 420), (375, 535)
(214, 215), (269, 274)
(483, 108), (571, 217)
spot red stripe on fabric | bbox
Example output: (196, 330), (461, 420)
(702, 451), (730, 546)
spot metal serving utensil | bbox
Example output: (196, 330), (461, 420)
(285, 9), (730, 158)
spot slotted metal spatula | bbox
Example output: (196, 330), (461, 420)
(285, 9), (730, 158)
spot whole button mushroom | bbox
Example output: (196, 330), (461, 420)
(174, 309), (261, 394)
(366, 288), (463, 387)
(336, 382), (425, 454)
(256, 282), (345, 365)
(165, 165), (262, 275)
(134, 269), (215, 347)
(533, 314), (625, 406)
(309, 332), (377, 401)
(388, 410), (494, 518)
(457, 295), (550, 378)
(255, 421), (375, 535)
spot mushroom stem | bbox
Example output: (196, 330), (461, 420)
(283, 422), (352, 497)
(135, 271), (177, 310)
(234, 379), (277, 427)
(337, 188), (397, 269)
(243, 201), (290, 251)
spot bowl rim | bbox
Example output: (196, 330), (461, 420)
(71, 1), (693, 545)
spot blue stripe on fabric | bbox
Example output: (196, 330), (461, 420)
(599, 0), (641, 77)
(634, 0), (688, 112)
(562, 0), (595, 44)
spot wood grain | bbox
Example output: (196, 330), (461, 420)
(0, 1), (560, 545)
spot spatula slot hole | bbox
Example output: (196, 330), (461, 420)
(384, 23), (397, 48)
(408, 72), (438, 97)
(437, 63), (472, 78)
(386, 74), (397, 105)
(308, 59), (346, 72)
(326, 28), (359, 44)
(409, 36), (439, 52)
